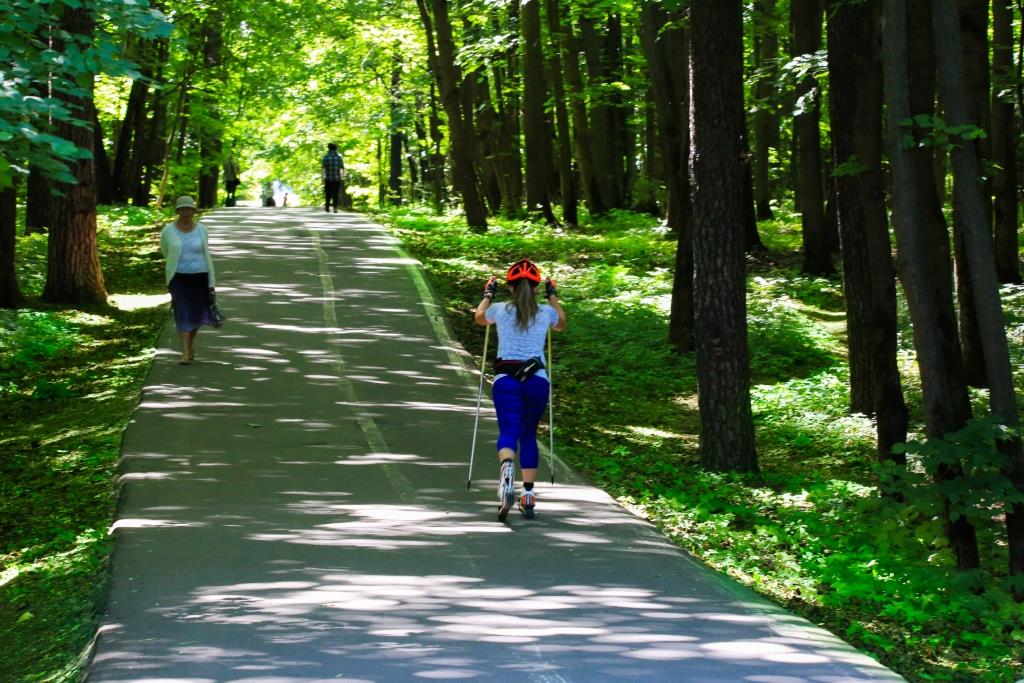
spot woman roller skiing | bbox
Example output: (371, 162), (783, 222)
(474, 259), (566, 521)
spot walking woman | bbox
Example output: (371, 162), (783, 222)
(475, 259), (566, 520)
(161, 196), (217, 365)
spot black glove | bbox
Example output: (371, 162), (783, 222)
(483, 276), (498, 301)
(544, 277), (558, 300)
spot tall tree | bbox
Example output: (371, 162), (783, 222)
(43, 5), (107, 305)
(991, 0), (1021, 284)
(791, 0), (833, 276)
(751, 0), (778, 220)
(560, 12), (602, 215)
(827, 0), (907, 465)
(639, 2), (693, 352)
(111, 75), (149, 203)
(196, 10), (224, 209)
(545, 0), (578, 227)
(416, 0), (488, 230)
(580, 10), (625, 211)
(388, 57), (404, 205)
(521, 0), (555, 222)
(690, 0), (758, 473)
(933, 0), (1024, 596)
(883, 0), (980, 570)
(0, 181), (23, 308)
(947, 0), (991, 386)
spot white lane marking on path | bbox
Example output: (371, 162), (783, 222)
(394, 243), (476, 383)
(310, 229), (417, 502)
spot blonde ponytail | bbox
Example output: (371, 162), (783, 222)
(506, 279), (538, 331)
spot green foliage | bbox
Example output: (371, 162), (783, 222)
(0, 311), (81, 377)
(0, 0), (171, 187)
(0, 205), (167, 681)
(900, 114), (989, 152)
(891, 417), (1024, 530)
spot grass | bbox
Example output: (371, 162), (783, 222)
(0, 204), (170, 682)
(373, 204), (1024, 683)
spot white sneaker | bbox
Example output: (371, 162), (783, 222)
(519, 490), (536, 519)
(497, 460), (515, 521)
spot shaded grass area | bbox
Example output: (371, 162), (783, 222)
(0, 205), (169, 681)
(377, 205), (1024, 683)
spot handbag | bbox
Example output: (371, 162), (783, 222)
(209, 291), (226, 328)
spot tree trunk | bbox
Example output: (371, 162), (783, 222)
(792, 0), (833, 276)
(25, 77), (50, 233)
(640, 2), (693, 352)
(690, 0), (758, 474)
(561, 16), (602, 215)
(388, 60), (403, 205)
(991, 0), (1021, 284)
(429, 82), (445, 212)
(742, 126), (763, 251)
(827, 0), (908, 465)
(198, 131), (220, 208)
(112, 78), (148, 203)
(136, 38), (170, 207)
(883, 0), (979, 570)
(43, 7), (107, 305)
(752, 0), (778, 220)
(93, 108), (115, 205)
(417, 0), (488, 230)
(521, 0), (555, 222)
(0, 182), (24, 308)
(580, 14), (623, 211)
(948, 0), (990, 387)
(933, 0), (1024, 597)
(609, 17), (633, 207)
(545, 0), (577, 227)
(196, 12), (223, 209)
(26, 166), (51, 234)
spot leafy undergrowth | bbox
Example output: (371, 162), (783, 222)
(0, 205), (169, 682)
(376, 205), (1024, 683)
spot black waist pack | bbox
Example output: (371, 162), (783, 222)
(494, 356), (545, 382)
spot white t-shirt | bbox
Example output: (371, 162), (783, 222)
(485, 303), (560, 380)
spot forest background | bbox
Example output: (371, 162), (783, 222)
(2, 0), (1024, 681)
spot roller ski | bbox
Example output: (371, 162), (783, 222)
(497, 459), (515, 521)
(518, 489), (536, 519)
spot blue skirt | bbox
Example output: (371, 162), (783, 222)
(169, 272), (214, 332)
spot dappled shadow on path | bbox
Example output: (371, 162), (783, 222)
(89, 209), (902, 682)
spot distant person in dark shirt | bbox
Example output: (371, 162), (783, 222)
(321, 143), (344, 213)
(224, 154), (240, 205)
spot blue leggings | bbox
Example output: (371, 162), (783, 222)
(492, 375), (550, 469)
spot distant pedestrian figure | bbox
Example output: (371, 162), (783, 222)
(161, 196), (217, 365)
(261, 181), (275, 207)
(224, 154), (240, 206)
(321, 143), (344, 213)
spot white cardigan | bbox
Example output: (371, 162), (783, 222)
(160, 222), (216, 287)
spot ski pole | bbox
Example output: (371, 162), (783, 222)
(467, 323), (490, 489)
(547, 327), (555, 484)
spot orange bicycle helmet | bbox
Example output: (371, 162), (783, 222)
(506, 258), (541, 284)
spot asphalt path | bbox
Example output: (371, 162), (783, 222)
(86, 207), (905, 682)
